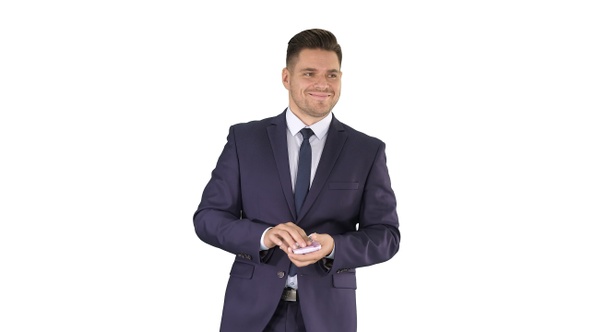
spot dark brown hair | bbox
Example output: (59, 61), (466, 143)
(286, 29), (342, 69)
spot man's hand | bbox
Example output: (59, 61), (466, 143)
(263, 222), (311, 252)
(264, 223), (334, 267)
(288, 233), (335, 267)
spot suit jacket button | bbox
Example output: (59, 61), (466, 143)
(277, 271), (285, 278)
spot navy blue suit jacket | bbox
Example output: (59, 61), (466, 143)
(194, 110), (400, 331)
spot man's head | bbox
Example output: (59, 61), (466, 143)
(283, 29), (342, 125)
(286, 29), (342, 69)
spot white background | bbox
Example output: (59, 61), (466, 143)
(1, 1), (589, 331)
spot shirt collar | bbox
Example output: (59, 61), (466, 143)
(286, 107), (332, 140)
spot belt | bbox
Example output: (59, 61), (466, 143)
(281, 287), (297, 302)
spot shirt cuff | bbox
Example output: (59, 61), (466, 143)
(260, 227), (272, 250)
(326, 245), (335, 259)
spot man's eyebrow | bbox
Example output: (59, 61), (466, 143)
(299, 68), (340, 73)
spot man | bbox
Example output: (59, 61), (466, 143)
(193, 28), (400, 332)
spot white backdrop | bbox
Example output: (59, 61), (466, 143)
(1, 1), (589, 331)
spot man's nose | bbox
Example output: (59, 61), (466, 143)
(313, 76), (329, 89)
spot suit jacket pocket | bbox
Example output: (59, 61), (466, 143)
(332, 270), (357, 289)
(230, 261), (255, 279)
(328, 182), (359, 190)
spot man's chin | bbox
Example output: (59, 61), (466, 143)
(309, 102), (334, 114)
(309, 108), (332, 118)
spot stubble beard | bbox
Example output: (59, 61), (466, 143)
(295, 94), (340, 120)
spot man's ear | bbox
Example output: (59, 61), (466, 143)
(282, 67), (290, 88)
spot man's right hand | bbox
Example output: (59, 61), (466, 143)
(263, 222), (312, 253)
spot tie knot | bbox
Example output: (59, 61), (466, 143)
(300, 128), (314, 140)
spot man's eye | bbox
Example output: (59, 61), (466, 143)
(303, 72), (313, 77)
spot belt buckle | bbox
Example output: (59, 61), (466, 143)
(281, 288), (297, 302)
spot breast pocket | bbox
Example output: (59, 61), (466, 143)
(328, 182), (359, 190)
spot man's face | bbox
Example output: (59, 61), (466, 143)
(282, 48), (342, 124)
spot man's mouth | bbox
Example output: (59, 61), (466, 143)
(308, 92), (331, 99)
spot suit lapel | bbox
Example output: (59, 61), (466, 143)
(298, 116), (347, 220)
(267, 110), (298, 219)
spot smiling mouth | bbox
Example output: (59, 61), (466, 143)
(308, 92), (331, 98)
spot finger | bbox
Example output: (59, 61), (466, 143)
(287, 226), (310, 248)
(267, 230), (286, 247)
(289, 250), (321, 266)
(274, 226), (307, 250)
(307, 232), (317, 245)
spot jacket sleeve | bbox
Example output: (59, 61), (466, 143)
(329, 141), (401, 273)
(193, 125), (269, 261)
